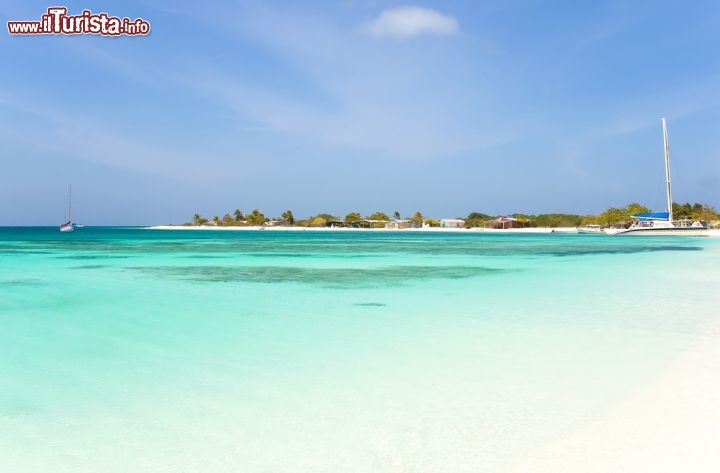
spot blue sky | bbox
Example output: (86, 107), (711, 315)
(1, 0), (719, 225)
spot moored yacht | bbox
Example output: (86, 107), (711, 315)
(614, 118), (708, 236)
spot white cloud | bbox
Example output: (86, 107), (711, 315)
(365, 6), (458, 39)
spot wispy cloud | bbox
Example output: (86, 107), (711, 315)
(364, 6), (458, 39)
(0, 92), (205, 184)
(590, 116), (657, 137)
(157, 6), (511, 161)
(589, 74), (720, 138)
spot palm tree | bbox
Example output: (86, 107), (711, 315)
(393, 211), (401, 220)
(410, 211), (423, 227)
(212, 215), (220, 226)
(367, 212), (390, 221)
(233, 209), (244, 221)
(281, 210), (295, 225)
(192, 213), (202, 226)
(246, 209), (267, 226)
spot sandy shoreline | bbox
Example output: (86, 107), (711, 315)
(146, 225), (720, 237)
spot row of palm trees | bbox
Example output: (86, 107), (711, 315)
(190, 209), (425, 227)
(192, 209), (278, 226)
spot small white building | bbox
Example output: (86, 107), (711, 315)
(385, 219), (418, 229)
(440, 218), (465, 228)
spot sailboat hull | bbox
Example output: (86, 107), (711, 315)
(614, 227), (708, 236)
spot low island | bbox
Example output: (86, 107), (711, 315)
(150, 202), (720, 233)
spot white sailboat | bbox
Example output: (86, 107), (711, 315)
(59, 185), (74, 232)
(614, 118), (708, 236)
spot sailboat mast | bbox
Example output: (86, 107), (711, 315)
(662, 118), (673, 222)
(68, 184), (72, 223)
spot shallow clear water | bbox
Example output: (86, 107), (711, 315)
(2, 228), (719, 472)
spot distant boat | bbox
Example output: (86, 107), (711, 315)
(614, 118), (708, 236)
(577, 224), (603, 234)
(551, 227), (579, 234)
(59, 185), (74, 232)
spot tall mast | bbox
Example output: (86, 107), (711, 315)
(662, 118), (673, 222)
(68, 184), (72, 223)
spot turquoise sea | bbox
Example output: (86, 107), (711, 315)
(2, 227), (719, 472)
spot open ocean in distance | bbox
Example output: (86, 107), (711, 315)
(2, 227), (719, 472)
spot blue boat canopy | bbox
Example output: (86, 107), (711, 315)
(632, 212), (669, 220)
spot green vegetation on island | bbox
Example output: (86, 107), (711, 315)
(184, 202), (719, 229)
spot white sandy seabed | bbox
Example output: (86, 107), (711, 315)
(142, 225), (720, 472)
(507, 337), (720, 472)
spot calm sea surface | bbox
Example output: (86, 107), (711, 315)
(2, 227), (719, 472)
